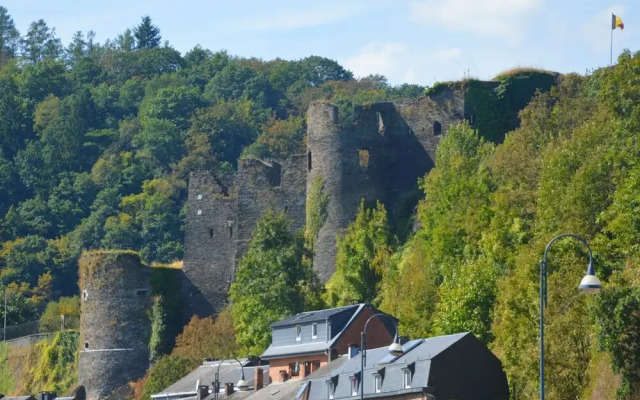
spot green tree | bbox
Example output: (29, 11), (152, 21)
(0, 6), (20, 63)
(21, 19), (62, 62)
(230, 211), (321, 355)
(325, 201), (393, 307)
(134, 16), (161, 49)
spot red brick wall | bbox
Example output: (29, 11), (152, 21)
(267, 353), (328, 383)
(334, 308), (394, 355)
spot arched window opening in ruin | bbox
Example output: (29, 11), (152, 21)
(84, 342), (89, 349)
(359, 149), (370, 169)
(209, 228), (214, 238)
(377, 112), (385, 135)
(433, 121), (442, 136)
(269, 162), (282, 187)
(83, 290), (88, 300)
(308, 152), (312, 171)
(227, 221), (233, 238)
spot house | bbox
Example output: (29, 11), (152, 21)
(301, 332), (509, 400)
(151, 359), (269, 400)
(260, 304), (398, 384)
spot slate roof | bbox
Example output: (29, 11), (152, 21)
(262, 304), (396, 360)
(154, 359), (269, 398)
(306, 332), (469, 400)
(270, 305), (360, 328)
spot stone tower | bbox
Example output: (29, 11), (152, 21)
(78, 251), (152, 400)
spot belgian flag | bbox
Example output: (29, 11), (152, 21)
(612, 14), (624, 30)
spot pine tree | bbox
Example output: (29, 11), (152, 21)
(133, 16), (161, 49)
(0, 6), (20, 63)
(22, 19), (62, 62)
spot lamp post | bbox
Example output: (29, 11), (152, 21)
(539, 234), (602, 400)
(213, 358), (249, 400)
(361, 313), (404, 400)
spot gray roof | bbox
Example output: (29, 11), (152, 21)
(270, 305), (360, 328)
(306, 332), (469, 400)
(263, 304), (396, 360)
(154, 359), (270, 397)
(238, 380), (305, 400)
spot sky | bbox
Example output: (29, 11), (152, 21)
(2, 0), (638, 86)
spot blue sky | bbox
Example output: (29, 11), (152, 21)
(3, 0), (638, 86)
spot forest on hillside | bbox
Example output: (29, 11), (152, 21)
(1, 7), (640, 400)
(0, 9), (423, 317)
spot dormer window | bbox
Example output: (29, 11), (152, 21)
(326, 381), (334, 399)
(312, 323), (318, 339)
(296, 325), (302, 341)
(403, 369), (412, 388)
(351, 376), (359, 397)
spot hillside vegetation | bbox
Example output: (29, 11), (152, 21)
(1, 6), (639, 400)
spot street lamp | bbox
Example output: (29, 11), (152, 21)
(213, 358), (249, 400)
(361, 313), (403, 400)
(539, 234), (602, 400)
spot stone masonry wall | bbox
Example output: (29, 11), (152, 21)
(183, 88), (468, 313)
(78, 251), (151, 400)
(183, 171), (237, 318)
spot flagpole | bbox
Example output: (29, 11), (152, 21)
(610, 21), (613, 66)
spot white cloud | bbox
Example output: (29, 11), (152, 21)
(343, 43), (468, 85)
(227, 5), (362, 32)
(409, 0), (543, 37)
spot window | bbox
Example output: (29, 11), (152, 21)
(377, 112), (385, 135)
(403, 369), (411, 388)
(312, 361), (321, 372)
(358, 149), (370, 169)
(269, 162), (282, 187)
(351, 376), (359, 397)
(308, 152), (312, 171)
(296, 325), (302, 341)
(433, 121), (442, 136)
(197, 209), (202, 215)
(82, 290), (88, 300)
(312, 323), (318, 339)
(326, 381), (334, 399)
(289, 362), (300, 377)
(197, 194), (203, 200)
(374, 374), (382, 393)
(84, 342), (89, 349)
(136, 289), (148, 296)
(209, 228), (214, 238)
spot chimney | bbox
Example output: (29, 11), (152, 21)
(39, 392), (57, 400)
(254, 367), (264, 391)
(197, 385), (209, 400)
(348, 344), (359, 359)
(225, 383), (235, 396)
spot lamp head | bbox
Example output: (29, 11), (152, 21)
(236, 378), (249, 391)
(578, 262), (602, 293)
(388, 341), (404, 357)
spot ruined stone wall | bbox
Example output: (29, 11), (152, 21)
(306, 88), (467, 282)
(235, 156), (307, 261)
(182, 171), (237, 319)
(78, 251), (151, 400)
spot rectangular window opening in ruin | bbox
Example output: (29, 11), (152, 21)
(433, 121), (442, 136)
(377, 112), (385, 135)
(209, 228), (214, 238)
(308, 152), (312, 171)
(136, 289), (148, 296)
(270, 162), (282, 187)
(358, 149), (370, 169)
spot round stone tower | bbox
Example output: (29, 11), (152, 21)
(78, 251), (152, 399)
(306, 102), (346, 282)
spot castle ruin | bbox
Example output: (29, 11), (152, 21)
(182, 85), (473, 318)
